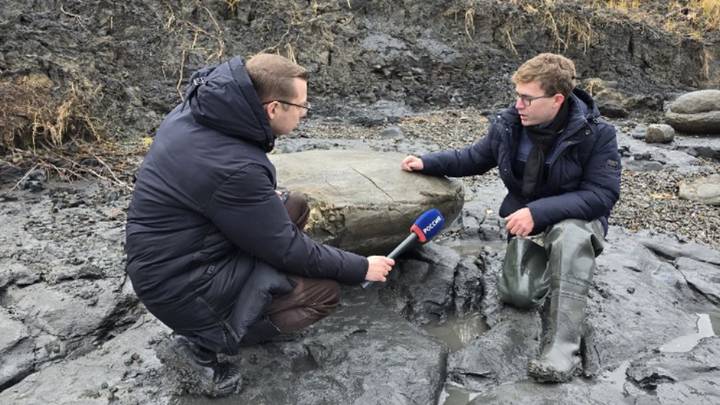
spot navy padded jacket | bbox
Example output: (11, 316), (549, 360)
(420, 88), (621, 235)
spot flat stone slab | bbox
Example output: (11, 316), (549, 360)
(679, 174), (720, 205)
(271, 150), (464, 255)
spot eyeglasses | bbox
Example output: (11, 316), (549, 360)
(263, 100), (312, 111)
(515, 93), (554, 107)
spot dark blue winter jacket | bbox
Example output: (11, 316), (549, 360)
(420, 88), (621, 235)
(125, 57), (367, 347)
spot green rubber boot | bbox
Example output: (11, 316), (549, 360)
(497, 237), (551, 309)
(527, 219), (604, 383)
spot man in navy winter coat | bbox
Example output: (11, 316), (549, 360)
(125, 54), (395, 396)
(401, 53), (621, 382)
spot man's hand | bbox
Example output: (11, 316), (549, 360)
(504, 207), (535, 237)
(401, 155), (424, 172)
(365, 256), (395, 282)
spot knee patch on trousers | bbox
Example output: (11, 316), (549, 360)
(284, 192), (310, 230)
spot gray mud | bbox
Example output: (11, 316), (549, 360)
(2, 1), (720, 404)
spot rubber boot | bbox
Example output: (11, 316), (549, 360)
(497, 237), (551, 309)
(160, 335), (242, 397)
(527, 219), (603, 383)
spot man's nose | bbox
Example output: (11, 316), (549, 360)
(515, 98), (525, 110)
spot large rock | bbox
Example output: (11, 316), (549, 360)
(0, 308), (35, 389)
(0, 314), (169, 405)
(626, 337), (720, 405)
(271, 150), (464, 255)
(679, 174), (720, 206)
(665, 90), (720, 134)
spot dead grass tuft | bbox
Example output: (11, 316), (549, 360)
(0, 74), (101, 153)
(0, 74), (137, 188)
(595, 0), (719, 35)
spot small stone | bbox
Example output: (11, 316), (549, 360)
(645, 124), (675, 144)
(627, 287), (635, 294)
(630, 125), (647, 139)
(379, 126), (403, 138)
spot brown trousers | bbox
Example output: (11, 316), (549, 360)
(264, 192), (340, 333)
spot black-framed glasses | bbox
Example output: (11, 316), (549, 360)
(262, 100), (312, 111)
(515, 93), (554, 107)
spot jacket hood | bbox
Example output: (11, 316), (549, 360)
(185, 56), (276, 152)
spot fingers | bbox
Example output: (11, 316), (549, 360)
(401, 156), (422, 172)
(504, 213), (528, 237)
(401, 157), (413, 171)
(366, 256), (396, 282)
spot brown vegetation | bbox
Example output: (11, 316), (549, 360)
(0, 74), (138, 189)
(0, 74), (100, 152)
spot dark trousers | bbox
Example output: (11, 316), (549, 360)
(247, 192), (340, 335)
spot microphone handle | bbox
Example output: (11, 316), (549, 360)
(361, 233), (418, 289)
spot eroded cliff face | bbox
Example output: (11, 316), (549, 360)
(1, 0), (718, 148)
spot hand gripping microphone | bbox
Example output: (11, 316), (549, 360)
(361, 208), (446, 288)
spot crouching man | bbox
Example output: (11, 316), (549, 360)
(125, 54), (394, 396)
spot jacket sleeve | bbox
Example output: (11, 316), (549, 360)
(527, 124), (621, 232)
(205, 163), (368, 284)
(420, 127), (498, 177)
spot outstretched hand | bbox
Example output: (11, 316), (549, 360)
(401, 155), (424, 172)
(365, 256), (395, 282)
(505, 207), (535, 237)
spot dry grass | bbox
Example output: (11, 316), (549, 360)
(604, 0), (640, 11)
(0, 74), (140, 189)
(0, 74), (101, 152)
(595, 0), (719, 34)
(162, 2), (227, 99)
(489, 0), (597, 53)
(4, 139), (138, 191)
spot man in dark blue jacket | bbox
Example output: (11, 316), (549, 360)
(402, 53), (621, 382)
(125, 54), (394, 396)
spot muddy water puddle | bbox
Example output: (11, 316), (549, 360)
(660, 312), (717, 352)
(422, 312), (489, 352)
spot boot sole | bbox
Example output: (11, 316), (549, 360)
(158, 338), (242, 397)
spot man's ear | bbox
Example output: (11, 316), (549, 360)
(264, 102), (277, 120)
(553, 93), (565, 107)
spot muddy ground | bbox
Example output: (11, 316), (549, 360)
(1, 0), (720, 404)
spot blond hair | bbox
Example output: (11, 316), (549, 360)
(246, 53), (308, 102)
(512, 53), (576, 97)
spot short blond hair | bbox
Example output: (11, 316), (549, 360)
(246, 53), (308, 102)
(511, 53), (576, 97)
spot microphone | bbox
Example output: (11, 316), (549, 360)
(361, 208), (446, 288)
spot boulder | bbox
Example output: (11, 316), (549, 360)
(645, 124), (675, 144)
(583, 78), (629, 118)
(271, 150), (464, 255)
(679, 174), (720, 205)
(665, 90), (720, 134)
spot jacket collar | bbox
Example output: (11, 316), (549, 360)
(499, 87), (599, 142)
